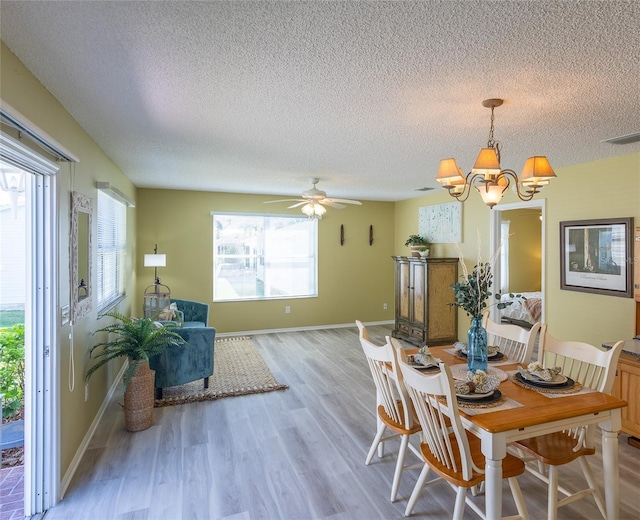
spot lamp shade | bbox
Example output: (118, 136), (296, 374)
(144, 254), (166, 267)
(471, 148), (501, 177)
(476, 176), (508, 208)
(520, 156), (556, 187)
(436, 158), (465, 184)
(301, 202), (326, 219)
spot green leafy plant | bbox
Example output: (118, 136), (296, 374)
(0, 323), (25, 418)
(85, 312), (185, 387)
(451, 262), (523, 319)
(405, 234), (430, 247)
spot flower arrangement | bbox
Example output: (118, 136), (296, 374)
(450, 235), (521, 319)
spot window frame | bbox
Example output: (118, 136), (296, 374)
(96, 189), (127, 313)
(212, 211), (318, 302)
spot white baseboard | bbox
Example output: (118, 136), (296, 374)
(59, 362), (127, 498)
(215, 320), (394, 338)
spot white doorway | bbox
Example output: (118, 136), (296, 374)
(489, 199), (546, 324)
(1, 129), (61, 516)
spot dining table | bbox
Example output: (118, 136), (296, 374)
(409, 345), (628, 520)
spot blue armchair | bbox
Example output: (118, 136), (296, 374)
(149, 326), (216, 399)
(171, 298), (209, 328)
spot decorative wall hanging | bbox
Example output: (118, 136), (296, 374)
(340, 224), (344, 246)
(560, 217), (633, 297)
(369, 225), (374, 246)
(419, 202), (462, 243)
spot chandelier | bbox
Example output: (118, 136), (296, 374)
(435, 99), (556, 208)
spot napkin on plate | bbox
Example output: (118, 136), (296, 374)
(518, 362), (562, 382)
(455, 370), (500, 394)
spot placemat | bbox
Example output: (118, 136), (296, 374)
(450, 364), (509, 382)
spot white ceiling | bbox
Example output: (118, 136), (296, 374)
(1, 1), (639, 202)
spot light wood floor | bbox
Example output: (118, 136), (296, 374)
(45, 325), (640, 519)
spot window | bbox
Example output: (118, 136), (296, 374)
(97, 190), (126, 311)
(213, 213), (317, 301)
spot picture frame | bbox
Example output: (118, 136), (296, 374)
(560, 217), (634, 297)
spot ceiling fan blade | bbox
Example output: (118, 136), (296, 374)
(321, 201), (346, 209)
(323, 198), (362, 206)
(287, 202), (307, 209)
(263, 198), (305, 204)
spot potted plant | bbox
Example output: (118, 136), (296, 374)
(404, 234), (431, 257)
(85, 312), (185, 431)
(418, 245), (430, 258)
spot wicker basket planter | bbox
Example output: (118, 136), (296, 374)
(124, 360), (155, 432)
(85, 312), (186, 432)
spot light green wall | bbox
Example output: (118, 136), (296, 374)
(1, 42), (137, 484)
(396, 152), (640, 346)
(136, 189), (396, 332)
(3, 34), (640, 501)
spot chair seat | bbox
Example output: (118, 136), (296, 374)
(378, 401), (422, 436)
(423, 430), (526, 489)
(514, 431), (596, 465)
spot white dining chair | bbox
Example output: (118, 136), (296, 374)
(397, 356), (530, 519)
(356, 321), (422, 502)
(482, 313), (541, 364)
(512, 332), (624, 520)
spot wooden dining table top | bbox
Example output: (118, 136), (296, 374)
(409, 345), (629, 435)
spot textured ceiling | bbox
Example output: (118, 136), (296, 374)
(1, 1), (639, 202)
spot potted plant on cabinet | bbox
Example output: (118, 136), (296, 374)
(404, 234), (431, 257)
(85, 312), (185, 432)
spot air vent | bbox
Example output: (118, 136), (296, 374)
(416, 187), (435, 191)
(601, 132), (640, 145)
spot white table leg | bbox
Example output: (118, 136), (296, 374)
(601, 424), (620, 519)
(481, 431), (506, 520)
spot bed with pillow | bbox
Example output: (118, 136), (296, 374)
(497, 291), (542, 329)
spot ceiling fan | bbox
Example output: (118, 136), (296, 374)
(264, 178), (362, 219)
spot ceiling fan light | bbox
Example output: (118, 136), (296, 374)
(472, 148), (501, 177)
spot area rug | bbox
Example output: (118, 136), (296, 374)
(154, 336), (288, 407)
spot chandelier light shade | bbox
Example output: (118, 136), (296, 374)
(436, 98), (556, 208)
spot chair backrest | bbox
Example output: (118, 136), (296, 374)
(356, 321), (414, 429)
(171, 298), (209, 326)
(397, 357), (481, 483)
(482, 313), (541, 364)
(538, 329), (624, 393)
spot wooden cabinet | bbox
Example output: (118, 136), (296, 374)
(612, 349), (640, 439)
(391, 256), (458, 346)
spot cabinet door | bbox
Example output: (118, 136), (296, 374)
(427, 262), (458, 341)
(613, 355), (640, 438)
(410, 261), (426, 327)
(397, 259), (410, 322)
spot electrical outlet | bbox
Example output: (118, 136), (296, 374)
(383, 303), (388, 310)
(285, 306), (291, 314)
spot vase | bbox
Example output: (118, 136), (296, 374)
(467, 316), (488, 373)
(123, 360), (155, 432)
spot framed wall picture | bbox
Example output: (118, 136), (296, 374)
(418, 202), (462, 243)
(560, 217), (634, 297)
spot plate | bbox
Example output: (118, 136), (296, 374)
(515, 372), (574, 389)
(409, 362), (439, 372)
(457, 390), (502, 404)
(456, 390), (494, 400)
(458, 349), (501, 359)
